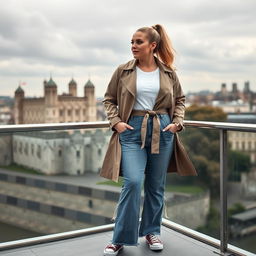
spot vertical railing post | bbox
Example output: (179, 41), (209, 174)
(220, 129), (228, 253)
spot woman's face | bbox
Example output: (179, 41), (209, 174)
(131, 31), (156, 59)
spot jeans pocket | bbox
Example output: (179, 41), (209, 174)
(119, 128), (129, 135)
(161, 115), (174, 134)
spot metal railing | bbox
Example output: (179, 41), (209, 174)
(0, 120), (256, 255)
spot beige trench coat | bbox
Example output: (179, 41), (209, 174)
(100, 57), (197, 182)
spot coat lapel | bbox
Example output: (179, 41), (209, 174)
(153, 57), (173, 109)
(121, 59), (137, 97)
(121, 56), (174, 105)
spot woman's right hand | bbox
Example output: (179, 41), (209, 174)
(113, 122), (134, 134)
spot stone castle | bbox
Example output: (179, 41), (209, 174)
(14, 77), (96, 124)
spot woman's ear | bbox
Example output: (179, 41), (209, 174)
(151, 41), (157, 52)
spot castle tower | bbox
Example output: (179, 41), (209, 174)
(68, 78), (77, 96)
(232, 82), (238, 93)
(231, 82), (239, 100)
(84, 79), (96, 121)
(44, 77), (59, 123)
(14, 86), (25, 124)
(243, 81), (250, 93)
(221, 83), (227, 95)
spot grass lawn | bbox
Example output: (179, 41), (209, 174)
(0, 164), (43, 175)
(97, 178), (123, 187)
(165, 185), (205, 194)
(97, 179), (205, 194)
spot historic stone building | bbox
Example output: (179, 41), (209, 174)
(12, 129), (112, 175)
(14, 77), (97, 124)
(228, 114), (256, 164)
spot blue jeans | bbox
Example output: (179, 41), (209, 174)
(111, 114), (174, 246)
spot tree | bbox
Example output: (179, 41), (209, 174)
(228, 150), (251, 181)
(169, 104), (251, 195)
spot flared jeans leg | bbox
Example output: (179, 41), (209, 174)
(138, 137), (174, 236)
(111, 114), (174, 246)
(111, 140), (147, 245)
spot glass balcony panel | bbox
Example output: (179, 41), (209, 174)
(227, 130), (256, 254)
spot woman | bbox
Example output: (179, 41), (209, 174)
(101, 24), (197, 256)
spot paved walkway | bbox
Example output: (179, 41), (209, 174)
(0, 168), (122, 193)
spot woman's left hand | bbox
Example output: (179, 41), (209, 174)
(163, 123), (180, 133)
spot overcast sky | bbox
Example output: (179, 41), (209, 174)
(0, 0), (255, 98)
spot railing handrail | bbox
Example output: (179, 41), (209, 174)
(0, 119), (255, 255)
(0, 120), (256, 133)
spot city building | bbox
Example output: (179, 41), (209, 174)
(12, 129), (112, 175)
(0, 96), (14, 124)
(14, 77), (97, 124)
(228, 113), (256, 164)
(186, 81), (256, 113)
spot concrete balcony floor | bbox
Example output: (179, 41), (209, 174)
(0, 225), (227, 256)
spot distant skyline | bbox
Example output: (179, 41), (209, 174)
(0, 0), (255, 98)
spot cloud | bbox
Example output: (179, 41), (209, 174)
(0, 0), (255, 96)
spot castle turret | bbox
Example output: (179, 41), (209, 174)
(44, 77), (59, 123)
(221, 83), (227, 95)
(243, 81), (250, 93)
(68, 78), (77, 96)
(231, 82), (239, 100)
(232, 82), (238, 93)
(14, 86), (25, 124)
(84, 79), (96, 121)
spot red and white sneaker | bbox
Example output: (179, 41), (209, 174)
(145, 234), (163, 250)
(103, 243), (123, 256)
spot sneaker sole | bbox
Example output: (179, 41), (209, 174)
(148, 243), (163, 251)
(103, 246), (123, 256)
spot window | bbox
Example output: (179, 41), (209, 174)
(98, 148), (102, 156)
(24, 143), (28, 155)
(58, 149), (62, 157)
(31, 144), (34, 155)
(59, 109), (63, 116)
(37, 145), (41, 159)
(88, 200), (93, 208)
(76, 109), (80, 116)
(242, 142), (245, 150)
(19, 142), (23, 154)
(68, 109), (72, 116)
(248, 141), (251, 150)
(76, 150), (80, 158)
(13, 141), (17, 153)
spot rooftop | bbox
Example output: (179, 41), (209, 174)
(231, 207), (256, 222)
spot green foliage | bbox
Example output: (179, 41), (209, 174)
(228, 203), (246, 219)
(0, 164), (43, 175)
(165, 185), (205, 194)
(197, 203), (246, 239)
(228, 150), (251, 181)
(178, 104), (227, 195)
(97, 177), (123, 187)
(197, 204), (220, 239)
(185, 104), (227, 122)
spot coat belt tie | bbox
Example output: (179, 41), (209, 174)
(130, 109), (169, 154)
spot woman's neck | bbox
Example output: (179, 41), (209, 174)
(137, 55), (158, 72)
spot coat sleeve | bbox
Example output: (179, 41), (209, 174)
(172, 71), (186, 132)
(102, 67), (122, 130)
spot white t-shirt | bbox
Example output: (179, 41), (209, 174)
(133, 66), (160, 110)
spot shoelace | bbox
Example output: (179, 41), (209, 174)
(106, 244), (121, 250)
(148, 234), (161, 243)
